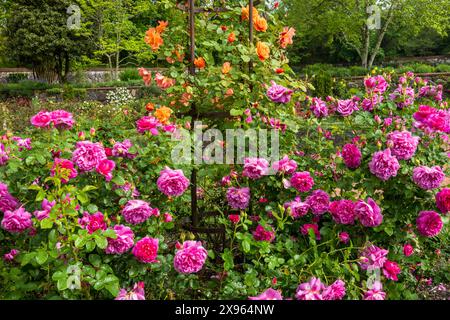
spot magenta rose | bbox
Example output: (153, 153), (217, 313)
(105, 225), (135, 255)
(1, 207), (33, 234)
(173, 240), (208, 274)
(122, 200), (159, 225)
(96, 159), (116, 181)
(132, 237), (159, 263)
(72, 141), (107, 172)
(416, 211), (443, 237)
(342, 144), (362, 169)
(267, 81), (293, 104)
(157, 167), (190, 197)
(242, 157), (269, 179)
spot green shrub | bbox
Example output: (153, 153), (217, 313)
(119, 68), (141, 81)
(6, 73), (29, 83)
(46, 88), (64, 96)
(311, 71), (334, 98)
(435, 64), (450, 72)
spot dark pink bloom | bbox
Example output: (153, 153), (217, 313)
(289, 171), (314, 192)
(115, 282), (145, 300)
(174, 241), (208, 274)
(336, 99), (358, 116)
(50, 110), (75, 129)
(72, 141), (107, 172)
(228, 214), (240, 224)
(272, 155), (297, 175)
(403, 244), (414, 257)
(0, 182), (20, 213)
(136, 116), (161, 135)
(132, 237), (159, 263)
(1, 207), (33, 233)
(157, 167), (190, 197)
(354, 198), (383, 227)
(96, 159), (116, 181)
(267, 81), (293, 104)
(329, 200), (356, 225)
(249, 288), (283, 300)
(31, 111), (52, 128)
(386, 130), (419, 160)
(359, 245), (388, 270)
(369, 149), (400, 181)
(300, 223), (320, 240)
(295, 277), (325, 300)
(364, 75), (388, 94)
(163, 212), (173, 223)
(284, 196), (309, 218)
(342, 144), (362, 169)
(226, 187), (250, 210)
(435, 188), (450, 214)
(338, 232), (350, 244)
(105, 225), (134, 254)
(323, 279), (346, 300)
(416, 211), (443, 237)
(51, 158), (78, 183)
(305, 190), (330, 215)
(112, 139), (137, 159)
(3, 249), (19, 262)
(383, 260), (401, 281)
(33, 199), (56, 221)
(78, 212), (107, 234)
(253, 224), (275, 242)
(310, 97), (328, 118)
(122, 200), (158, 225)
(364, 281), (386, 300)
(242, 157), (269, 179)
(412, 166), (445, 190)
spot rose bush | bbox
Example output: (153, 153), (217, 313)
(0, 1), (449, 300)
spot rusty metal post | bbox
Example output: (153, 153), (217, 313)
(188, 0), (199, 228)
(248, 0), (254, 74)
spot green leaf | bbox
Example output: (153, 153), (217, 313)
(103, 229), (117, 239)
(76, 192), (89, 204)
(242, 239), (251, 253)
(230, 108), (243, 116)
(111, 175), (126, 186)
(94, 236), (108, 249)
(36, 251), (49, 265)
(89, 254), (102, 268)
(21, 252), (36, 266)
(222, 249), (234, 271)
(40, 218), (54, 229)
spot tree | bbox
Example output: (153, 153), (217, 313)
(3, 0), (92, 83)
(285, 0), (450, 68)
(79, 0), (157, 80)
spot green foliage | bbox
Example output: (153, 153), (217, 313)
(119, 68), (141, 82)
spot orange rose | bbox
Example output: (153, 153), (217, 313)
(254, 16), (268, 32)
(256, 42), (270, 61)
(146, 102), (155, 111)
(155, 73), (175, 90)
(145, 28), (163, 51)
(154, 106), (173, 124)
(228, 32), (236, 43)
(222, 62), (231, 74)
(174, 49), (185, 62)
(279, 27), (296, 49)
(156, 21), (168, 34)
(194, 57), (206, 69)
(241, 5), (258, 21)
(225, 88), (234, 97)
(138, 68), (152, 86)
